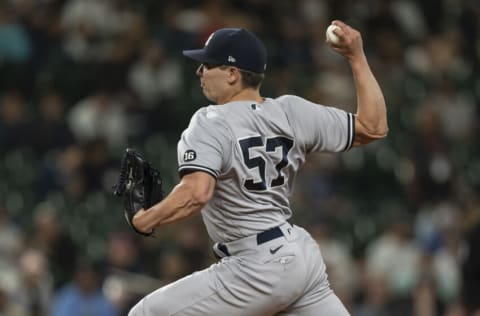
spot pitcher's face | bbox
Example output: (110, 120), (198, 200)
(196, 64), (237, 104)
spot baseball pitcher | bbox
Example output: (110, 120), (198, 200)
(123, 20), (388, 315)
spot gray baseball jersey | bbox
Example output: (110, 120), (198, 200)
(129, 95), (353, 316)
(177, 95), (354, 243)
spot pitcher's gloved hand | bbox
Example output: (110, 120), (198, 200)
(113, 148), (163, 236)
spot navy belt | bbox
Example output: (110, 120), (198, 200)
(213, 225), (286, 259)
(256, 226), (284, 245)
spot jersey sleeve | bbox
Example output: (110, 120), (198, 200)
(280, 95), (354, 153)
(177, 107), (231, 178)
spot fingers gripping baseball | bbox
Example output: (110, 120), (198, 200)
(326, 20), (364, 61)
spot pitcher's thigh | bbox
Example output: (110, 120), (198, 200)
(128, 258), (284, 316)
(128, 267), (219, 316)
(278, 292), (350, 316)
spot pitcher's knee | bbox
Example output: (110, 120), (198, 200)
(128, 299), (145, 316)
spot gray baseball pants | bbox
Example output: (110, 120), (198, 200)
(128, 223), (350, 316)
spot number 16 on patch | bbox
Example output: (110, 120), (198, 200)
(183, 150), (197, 162)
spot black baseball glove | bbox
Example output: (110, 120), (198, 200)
(113, 148), (164, 236)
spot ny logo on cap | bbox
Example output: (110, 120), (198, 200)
(228, 56), (236, 62)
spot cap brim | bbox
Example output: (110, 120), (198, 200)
(182, 49), (218, 64)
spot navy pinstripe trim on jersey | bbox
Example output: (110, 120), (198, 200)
(343, 113), (355, 151)
(178, 164), (218, 178)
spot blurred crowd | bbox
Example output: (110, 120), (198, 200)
(0, 0), (479, 315)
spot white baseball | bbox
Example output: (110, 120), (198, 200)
(326, 24), (340, 44)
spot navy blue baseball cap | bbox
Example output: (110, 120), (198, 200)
(182, 28), (267, 73)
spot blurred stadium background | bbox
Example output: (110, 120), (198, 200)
(0, 0), (479, 315)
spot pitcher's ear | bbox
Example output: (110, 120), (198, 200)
(227, 67), (241, 85)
